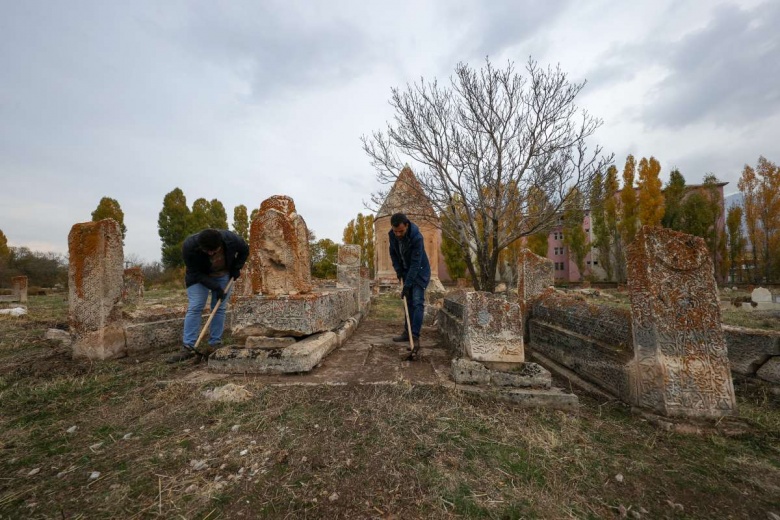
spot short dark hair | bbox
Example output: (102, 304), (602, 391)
(197, 229), (222, 251)
(390, 213), (409, 227)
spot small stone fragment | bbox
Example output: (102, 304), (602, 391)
(66, 425), (77, 434)
(329, 492), (339, 502)
(615, 473), (624, 483)
(89, 471), (100, 480)
(27, 468), (41, 476)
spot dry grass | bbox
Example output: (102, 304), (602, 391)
(0, 294), (779, 519)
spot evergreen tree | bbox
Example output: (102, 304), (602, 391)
(208, 199), (228, 229)
(589, 169), (608, 280)
(91, 197), (127, 240)
(233, 205), (249, 241)
(158, 188), (191, 268)
(637, 157), (664, 226)
(0, 229), (9, 260)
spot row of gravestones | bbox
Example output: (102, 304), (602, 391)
(67, 195), (367, 359)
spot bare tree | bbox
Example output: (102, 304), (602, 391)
(363, 57), (611, 291)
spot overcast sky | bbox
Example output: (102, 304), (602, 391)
(1, 0), (778, 263)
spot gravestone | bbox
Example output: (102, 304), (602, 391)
(11, 276), (28, 303)
(250, 195), (312, 295)
(68, 219), (126, 359)
(626, 226), (736, 418)
(337, 244), (362, 311)
(122, 267), (144, 304)
(517, 248), (554, 336)
(751, 287), (772, 303)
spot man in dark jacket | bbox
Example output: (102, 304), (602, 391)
(388, 213), (431, 357)
(166, 228), (249, 363)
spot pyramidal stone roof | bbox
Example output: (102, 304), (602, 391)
(376, 166), (438, 221)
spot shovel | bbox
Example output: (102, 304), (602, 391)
(400, 280), (417, 359)
(192, 278), (235, 360)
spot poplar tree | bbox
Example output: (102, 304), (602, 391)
(158, 188), (191, 268)
(637, 156), (664, 226)
(589, 169), (608, 279)
(726, 205), (745, 282)
(342, 213), (376, 277)
(233, 205), (249, 241)
(603, 165), (620, 282)
(0, 229), (9, 260)
(661, 169), (686, 230)
(562, 187), (589, 280)
(619, 155), (638, 246)
(91, 197), (127, 240)
(739, 157), (780, 282)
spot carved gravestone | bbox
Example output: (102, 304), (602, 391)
(250, 195), (312, 295)
(626, 226), (736, 418)
(463, 292), (524, 362)
(122, 267), (144, 304)
(337, 244), (362, 310)
(11, 276), (28, 303)
(68, 219), (126, 359)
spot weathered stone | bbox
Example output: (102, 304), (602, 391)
(722, 325), (780, 376)
(245, 336), (296, 349)
(517, 248), (554, 304)
(68, 219), (126, 360)
(756, 356), (780, 384)
(229, 269), (253, 304)
(231, 289), (357, 338)
(487, 362), (551, 388)
(122, 267), (144, 304)
(208, 331), (338, 374)
(626, 226), (736, 418)
(45, 328), (72, 346)
(338, 244), (361, 267)
(451, 358), (491, 385)
(454, 384), (578, 411)
(359, 267), (371, 312)
(751, 287), (772, 303)
(250, 195), (312, 295)
(11, 276), (28, 303)
(439, 291), (524, 362)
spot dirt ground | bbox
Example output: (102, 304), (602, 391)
(0, 293), (779, 519)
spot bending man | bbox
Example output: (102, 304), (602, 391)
(167, 228), (248, 363)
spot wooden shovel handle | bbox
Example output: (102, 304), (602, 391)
(193, 278), (235, 352)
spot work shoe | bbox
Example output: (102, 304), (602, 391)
(406, 336), (421, 352)
(392, 332), (410, 342)
(166, 346), (195, 364)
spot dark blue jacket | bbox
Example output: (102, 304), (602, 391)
(389, 221), (431, 289)
(182, 229), (249, 290)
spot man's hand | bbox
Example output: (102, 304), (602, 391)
(230, 269), (241, 281)
(400, 285), (411, 301)
(215, 287), (226, 302)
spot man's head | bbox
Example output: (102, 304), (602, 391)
(197, 229), (222, 255)
(390, 213), (410, 239)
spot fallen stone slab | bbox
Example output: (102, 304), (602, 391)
(245, 336), (296, 349)
(208, 332), (339, 374)
(453, 383), (578, 411)
(722, 325), (780, 376)
(451, 358), (552, 388)
(756, 356), (780, 384)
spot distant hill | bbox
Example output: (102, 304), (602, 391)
(724, 192), (744, 209)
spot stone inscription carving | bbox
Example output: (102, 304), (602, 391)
(626, 226), (736, 418)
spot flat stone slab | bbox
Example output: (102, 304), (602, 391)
(208, 332), (339, 374)
(451, 358), (551, 388)
(756, 356), (780, 384)
(231, 288), (357, 338)
(453, 384), (578, 411)
(245, 336), (297, 349)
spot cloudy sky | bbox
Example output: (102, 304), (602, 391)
(1, 0), (778, 263)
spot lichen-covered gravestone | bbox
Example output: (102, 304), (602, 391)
(337, 244), (363, 310)
(122, 267), (144, 304)
(517, 248), (553, 339)
(68, 219), (126, 359)
(626, 226), (736, 418)
(11, 276), (28, 303)
(250, 195), (312, 295)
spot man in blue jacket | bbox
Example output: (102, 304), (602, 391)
(166, 228), (249, 363)
(388, 212), (431, 358)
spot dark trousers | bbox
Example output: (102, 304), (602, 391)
(402, 285), (426, 338)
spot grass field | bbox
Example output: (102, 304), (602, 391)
(0, 293), (778, 519)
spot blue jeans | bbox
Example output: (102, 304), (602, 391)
(183, 275), (232, 348)
(402, 284), (426, 338)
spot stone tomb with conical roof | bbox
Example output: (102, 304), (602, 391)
(374, 166), (446, 292)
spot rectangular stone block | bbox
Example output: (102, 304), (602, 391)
(11, 276), (28, 303)
(463, 292), (524, 362)
(723, 325), (780, 376)
(231, 288), (357, 338)
(208, 331), (338, 374)
(626, 226), (736, 418)
(245, 336), (296, 349)
(68, 219), (126, 360)
(122, 267), (144, 304)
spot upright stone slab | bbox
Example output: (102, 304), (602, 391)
(463, 292), (524, 362)
(337, 244), (361, 310)
(250, 195), (312, 295)
(11, 276), (28, 303)
(751, 287), (772, 303)
(122, 267), (144, 304)
(626, 226), (736, 418)
(230, 268), (253, 303)
(68, 219), (126, 360)
(517, 248), (553, 338)
(359, 266), (371, 311)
